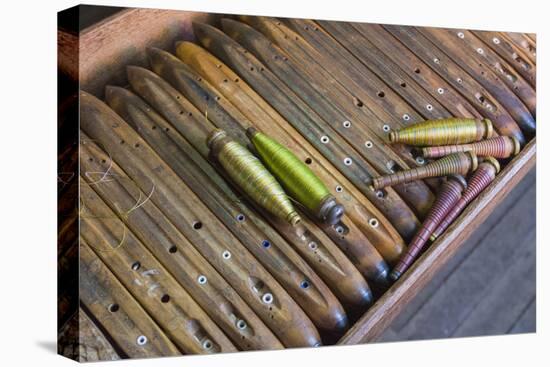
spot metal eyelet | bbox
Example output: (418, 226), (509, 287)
(383, 124), (391, 132)
(437, 88), (444, 94)
(365, 140), (373, 148)
(342, 120), (351, 128)
(368, 218), (379, 228)
(222, 250), (231, 260)
(320, 136), (330, 144)
(198, 275), (207, 285)
(262, 293), (274, 304)
(344, 157), (352, 166)
(402, 114), (410, 121)
(137, 335), (148, 346)
(236, 319), (247, 330)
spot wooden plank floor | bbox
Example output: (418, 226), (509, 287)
(379, 167), (536, 341)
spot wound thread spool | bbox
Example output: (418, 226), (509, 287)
(390, 175), (468, 281)
(372, 152), (478, 189)
(389, 118), (493, 146)
(208, 129), (301, 226)
(247, 127), (344, 226)
(421, 136), (521, 159)
(430, 157), (500, 241)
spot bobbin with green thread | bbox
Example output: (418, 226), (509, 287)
(208, 129), (302, 226)
(389, 118), (493, 146)
(246, 127), (344, 226)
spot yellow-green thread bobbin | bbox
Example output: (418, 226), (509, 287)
(247, 127), (344, 225)
(208, 129), (301, 226)
(389, 118), (493, 146)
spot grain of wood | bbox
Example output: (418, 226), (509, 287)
(81, 218), (237, 354)
(176, 41), (415, 246)
(81, 138), (283, 350)
(281, 18), (438, 174)
(502, 32), (536, 65)
(319, 20), (449, 121)
(79, 93), (321, 348)
(146, 47), (392, 285)
(105, 84), (350, 331)
(417, 27), (535, 135)
(56, 10), (537, 349)
(473, 31), (536, 88)
(79, 242), (181, 358)
(221, 18), (435, 219)
(57, 308), (120, 362)
(73, 8), (217, 96)
(385, 25), (525, 145)
(190, 22), (423, 240)
(351, 23), (482, 120)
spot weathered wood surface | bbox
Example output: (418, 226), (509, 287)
(58, 308), (120, 362)
(379, 167), (535, 340)
(384, 24), (526, 145)
(176, 42), (415, 250)
(473, 31), (536, 88)
(188, 25), (423, 240)
(80, 201), (238, 354)
(439, 30), (536, 116)
(279, 18), (444, 174)
(79, 92), (322, 348)
(57, 9), (536, 357)
(417, 27), (535, 135)
(79, 242), (181, 357)
(80, 138), (283, 350)
(65, 8), (217, 96)
(320, 21), (450, 122)
(146, 47), (392, 285)
(503, 32), (536, 65)
(220, 18), (435, 219)
(57, 29), (78, 81)
(509, 297), (536, 334)
(104, 83), (352, 330)
(348, 22), (482, 121)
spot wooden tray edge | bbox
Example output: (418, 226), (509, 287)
(338, 138), (536, 345)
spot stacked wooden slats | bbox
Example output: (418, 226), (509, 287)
(57, 10), (536, 360)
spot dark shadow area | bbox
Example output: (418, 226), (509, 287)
(35, 340), (57, 354)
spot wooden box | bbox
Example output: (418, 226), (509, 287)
(57, 6), (536, 359)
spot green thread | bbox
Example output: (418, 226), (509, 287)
(208, 129), (301, 226)
(389, 118), (492, 146)
(247, 129), (342, 225)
